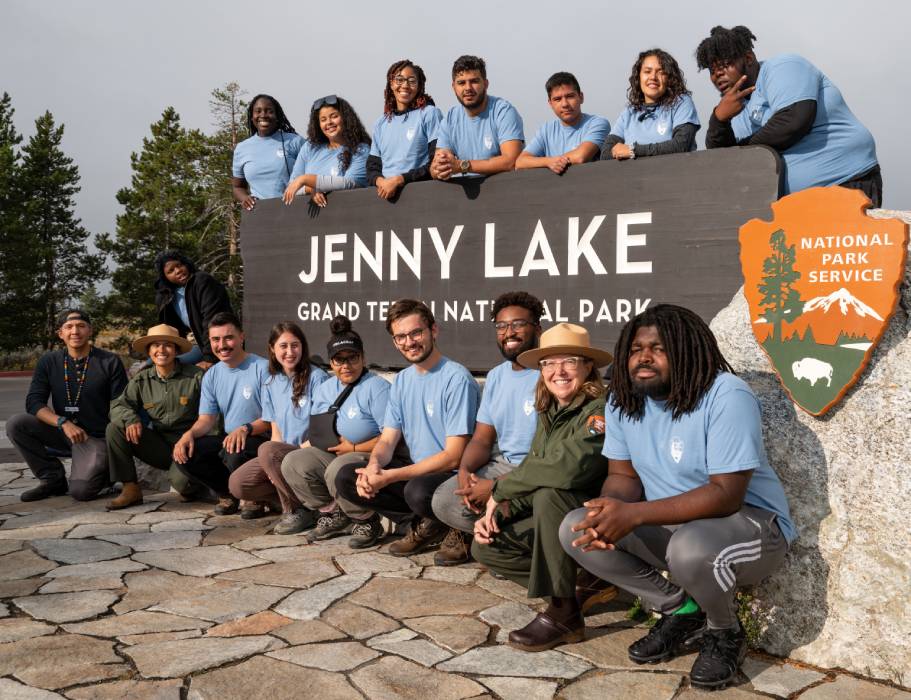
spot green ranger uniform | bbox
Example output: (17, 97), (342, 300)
(472, 393), (609, 598)
(106, 362), (204, 493)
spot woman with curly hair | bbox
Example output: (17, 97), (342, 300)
(601, 49), (700, 161)
(232, 94), (304, 210)
(366, 59), (442, 200)
(282, 96), (371, 208)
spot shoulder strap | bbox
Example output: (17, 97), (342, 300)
(327, 371), (366, 414)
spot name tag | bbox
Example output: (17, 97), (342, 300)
(64, 406), (80, 414)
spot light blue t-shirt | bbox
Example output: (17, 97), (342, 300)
(525, 113), (610, 158)
(370, 106), (442, 177)
(311, 371), (391, 445)
(611, 95), (700, 148)
(199, 354), (270, 433)
(476, 361), (539, 464)
(172, 286), (189, 328)
(289, 139), (369, 185)
(602, 372), (796, 543)
(232, 131), (305, 199)
(261, 365), (330, 446)
(731, 54), (877, 194)
(384, 356), (480, 464)
(436, 95), (524, 170)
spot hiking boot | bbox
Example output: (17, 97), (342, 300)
(308, 507), (353, 542)
(106, 482), (144, 510)
(240, 502), (268, 520)
(348, 514), (384, 549)
(433, 528), (472, 566)
(213, 496), (239, 515)
(508, 597), (584, 652)
(273, 508), (316, 535)
(628, 611), (707, 664)
(575, 570), (619, 615)
(689, 626), (747, 689)
(20, 479), (68, 502)
(387, 517), (447, 557)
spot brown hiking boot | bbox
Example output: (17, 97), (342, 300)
(433, 528), (472, 566)
(575, 569), (618, 614)
(214, 496), (239, 515)
(387, 517), (447, 557)
(107, 482), (144, 510)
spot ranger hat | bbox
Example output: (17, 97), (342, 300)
(517, 323), (613, 369)
(132, 324), (192, 356)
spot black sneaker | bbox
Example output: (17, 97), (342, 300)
(689, 626), (747, 689)
(628, 611), (706, 664)
(20, 479), (68, 502)
(348, 514), (384, 549)
(307, 507), (353, 542)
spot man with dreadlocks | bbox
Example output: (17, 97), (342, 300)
(697, 25), (881, 205)
(559, 304), (794, 690)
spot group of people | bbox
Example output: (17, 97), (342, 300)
(232, 26), (883, 213)
(10, 279), (795, 689)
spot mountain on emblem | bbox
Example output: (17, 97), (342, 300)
(740, 187), (908, 416)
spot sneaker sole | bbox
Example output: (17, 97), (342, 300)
(628, 626), (707, 664)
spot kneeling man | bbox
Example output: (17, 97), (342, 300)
(560, 304), (794, 690)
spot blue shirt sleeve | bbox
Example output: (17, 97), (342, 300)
(672, 96), (701, 128)
(705, 384), (766, 474)
(475, 370), (497, 425)
(493, 100), (524, 144)
(290, 141), (311, 180)
(384, 376), (404, 430)
(610, 107), (632, 140)
(441, 373), (479, 437)
(231, 142), (245, 178)
(369, 117), (384, 157)
(261, 382), (275, 423)
(581, 115), (610, 147)
(762, 56), (820, 111)
(424, 107), (443, 142)
(602, 403), (631, 460)
(525, 124), (547, 156)
(344, 144), (370, 185)
(199, 369), (219, 416)
(369, 378), (391, 429)
(435, 111), (454, 151)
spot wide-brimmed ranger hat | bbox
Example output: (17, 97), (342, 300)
(132, 324), (192, 356)
(517, 323), (613, 369)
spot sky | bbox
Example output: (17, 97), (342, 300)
(2, 0), (908, 248)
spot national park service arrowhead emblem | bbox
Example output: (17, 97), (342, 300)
(740, 187), (908, 416)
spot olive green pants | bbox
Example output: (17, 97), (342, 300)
(105, 423), (193, 496)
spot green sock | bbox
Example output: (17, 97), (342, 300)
(672, 597), (700, 616)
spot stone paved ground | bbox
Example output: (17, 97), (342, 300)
(1, 460), (909, 700)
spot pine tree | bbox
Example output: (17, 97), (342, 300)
(758, 229), (803, 343)
(0, 92), (27, 350)
(15, 111), (104, 349)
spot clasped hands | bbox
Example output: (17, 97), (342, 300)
(569, 496), (639, 552)
(354, 461), (392, 499)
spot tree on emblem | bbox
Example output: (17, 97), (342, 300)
(758, 229), (803, 342)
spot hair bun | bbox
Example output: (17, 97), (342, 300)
(330, 315), (352, 334)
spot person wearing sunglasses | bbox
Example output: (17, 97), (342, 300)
(366, 59), (442, 201)
(472, 323), (613, 652)
(232, 94), (304, 211)
(282, 95), (371, 208)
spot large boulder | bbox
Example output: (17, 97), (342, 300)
(710, 208), (910, 686)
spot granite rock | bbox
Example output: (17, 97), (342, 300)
(742, 657), (825, 697)
(366, 628), (453, 666)
(322, 601), (400, 639)
(274, 573), (370, 620)
(439, 645), (591, 679)
(62, 610), (211, 637)
(561, 626), (697, 672)
(31, 537), (130, 564)
(148, 580), (289, 623)
(478, 601), (538, 643)
(0, 678), (65, 699)
(797, 675), (911, 699)
(403, 615), (490, 653)
(214, 558), (339, 588)
(350, 656), (484, 700)
(123, 634), (282, 678)
(272, 619), (347, 645)
(558, 670), (683, 699)
(0, 548), (56, 580)
(205, 611), (292, 637)
(13, 590), (120, 623)
(0, 618), (56, 643)
(132, 545), (264, 575)
(267, 640), (380, 671)
(0, 633), (127, 689)
(64, 679), (183, 699)
(99, 530), (201, 551)
(348, 577), (502, 618)
(478, 677), (558, 700)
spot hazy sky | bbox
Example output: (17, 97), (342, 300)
(2, 0), (908, 245)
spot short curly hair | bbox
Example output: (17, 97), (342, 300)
(695, 25), (757, 71)
(452, 55), (486, 80)
(627, 49), (690, 111)
(385, 299), (435, 334)
(490, 291), (545, 324)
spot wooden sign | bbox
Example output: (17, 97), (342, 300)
(740, 187), (908, 415)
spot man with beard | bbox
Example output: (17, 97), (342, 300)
(558, 304), (794, 690)
(430, 55), (524, 180)
(334, 299), (480, 556)
(430, 292), (543, 565)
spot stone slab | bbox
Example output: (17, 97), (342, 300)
(202, 525), (274, 546)
(348, 577), (502, 618)
(0, 524), (71, 540)
(422, 566), (482, 585)
(118, 629), (204, 645)
(31, 538), (131, 564)
(267, 640), (380, 671)
(0, 548), (57, 580)
(65, 679), (184, 699)
(350, 655), (484, 700)
(272, 619), (347, 645)
(0, 678), (65, 699)
(0, 539), (24, 555)
(558, 670), (683, 699)
(123, 634), (282, 678)
(149, 580), (289, 623)
(46, 557), (147, 578)
(0, 577), (46, 597)
(205, 611), (293, 637)
(478, 601), (538, 643)
(99, 530), (201, 551)
(127, 509), (205, 524)
(150, 518), (212, 532)
(132, 545), (265, 576)
(742, 657), (825, 697)
(252, 540), (374, 562)
(0, 618), (56, 643)
(323, 601), (400, 639)
(367, 628), (453, 666)
(403, 615), (490, 653)
(113, 570), (220, 614)
(274, 573), (369, 620)
(797, 675), (911, 699)
(214, 558), (339, 588)
(0, 633), (127, 689)
(439, 646), (591, 679)
(66, 523), (149, 538)
(38, 574), (125, 593)
(13, 590), (120, 623)
(63, 610), (212, 638)
(0, 508), (132, 531)
(474, 572), (545, 606)
(335, 551), (418, 575)
(231, 533), (313, 550)
(561, 626), (698, 672)
(478, 677), (558, 700)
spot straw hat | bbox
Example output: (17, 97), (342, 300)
(132, 324), (192, 355)
(517, 323), (613, 369)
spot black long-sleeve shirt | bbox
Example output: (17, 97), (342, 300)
(705, 100), (817, 151)
(25, 347), (128, 438)
(600, 123), (699, 160)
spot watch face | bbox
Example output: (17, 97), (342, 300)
(460, 160), (470, 173)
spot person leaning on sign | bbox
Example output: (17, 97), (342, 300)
(430, 55), (524, 181)
(472, 323), (614, 652)
(7, 309), (128, 502)
(559, 304), (795, 690)
(601, 49), (700, 161)
(698, 25), (881, 205)
(366, 59), (442, 201)
(105, 325), (203, 510)
(515, 72), (609, 174)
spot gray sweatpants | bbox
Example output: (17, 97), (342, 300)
(280, 447), (374, 520)
(559, 504), (788, 629)
(431, 455), (517, 533)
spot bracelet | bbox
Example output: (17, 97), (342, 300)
(56, 416), (68, 428)
(628, 143), (637, 160)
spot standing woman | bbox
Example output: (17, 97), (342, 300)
(228, 322), (329, 522)
(602, 49), (700, 161)
(232, 94), (304, 210)
(367, 59), (442, 200)
(282, 96), (371, 208)
(154, 251), (233, 369)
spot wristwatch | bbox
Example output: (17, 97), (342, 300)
(56, 416), (68, 428)
(628, 143), (637, 160)
(243, 422), (254, 436)
(459, 159), (471, 174)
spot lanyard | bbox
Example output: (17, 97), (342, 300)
(63, 352), (90, 412)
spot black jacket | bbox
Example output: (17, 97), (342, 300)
(156, 271), (233, 363)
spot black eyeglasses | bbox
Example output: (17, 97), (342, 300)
(312, 95), (339, 112)
(392, 76), (418, 87)
(494, 319), (534, 333)
(391, 327), (427, 346)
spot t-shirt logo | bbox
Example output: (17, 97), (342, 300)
(406, 127), (416, 141)
(670, 436), (684, 463)
(483, 134), (494, 150)
(425, 401), (434, 417)
(298, 396), (308, 408)
(523, 399), (534, 416)
(346, 406), (358, 419)
(276, 150), (285, 158)
(657, 120), (668, 136)
(331, 166), (339, 177)
(242, 385), (253, 400)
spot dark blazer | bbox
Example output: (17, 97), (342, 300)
(156, 271), (233, 363)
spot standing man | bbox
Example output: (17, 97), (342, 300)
(430, 55), (524, 181)
(105, 324), (203, 509)
(172, 312), (270, 515)
(698, 25), (881, 204)
(560, 304), (795, 690)
(430, 291), (542, 565)
(334, 299), (480, 555)
(515, 72), (609, 173)
(7, 309), (127, 501)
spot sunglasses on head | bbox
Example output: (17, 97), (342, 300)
(312, 94), (339, 112)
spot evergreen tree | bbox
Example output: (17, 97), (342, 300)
(0, 92), (28, 351)
(16, 111), (104, 349)
(758, 228), (803, 343)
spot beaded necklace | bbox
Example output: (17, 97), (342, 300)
(63, 350), (90, 411)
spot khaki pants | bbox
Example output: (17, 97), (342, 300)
(228, 441), (299, 512)
(280, 447), (374, 520)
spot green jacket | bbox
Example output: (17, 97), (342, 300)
(492, 392), (609, 509)
(108, 363), (204, 439)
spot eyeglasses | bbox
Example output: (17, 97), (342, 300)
(392, 76), (418, 87)
(539, 356), (586, 372)
(330, 353), (362, 367)
(391, 327), (427, 346)
(494, 319), (534, 334)
(311, 94), (339, 112)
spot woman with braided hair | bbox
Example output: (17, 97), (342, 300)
(366, 59), (442, 200)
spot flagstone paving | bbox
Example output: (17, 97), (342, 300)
(0, 467), (906, 698)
